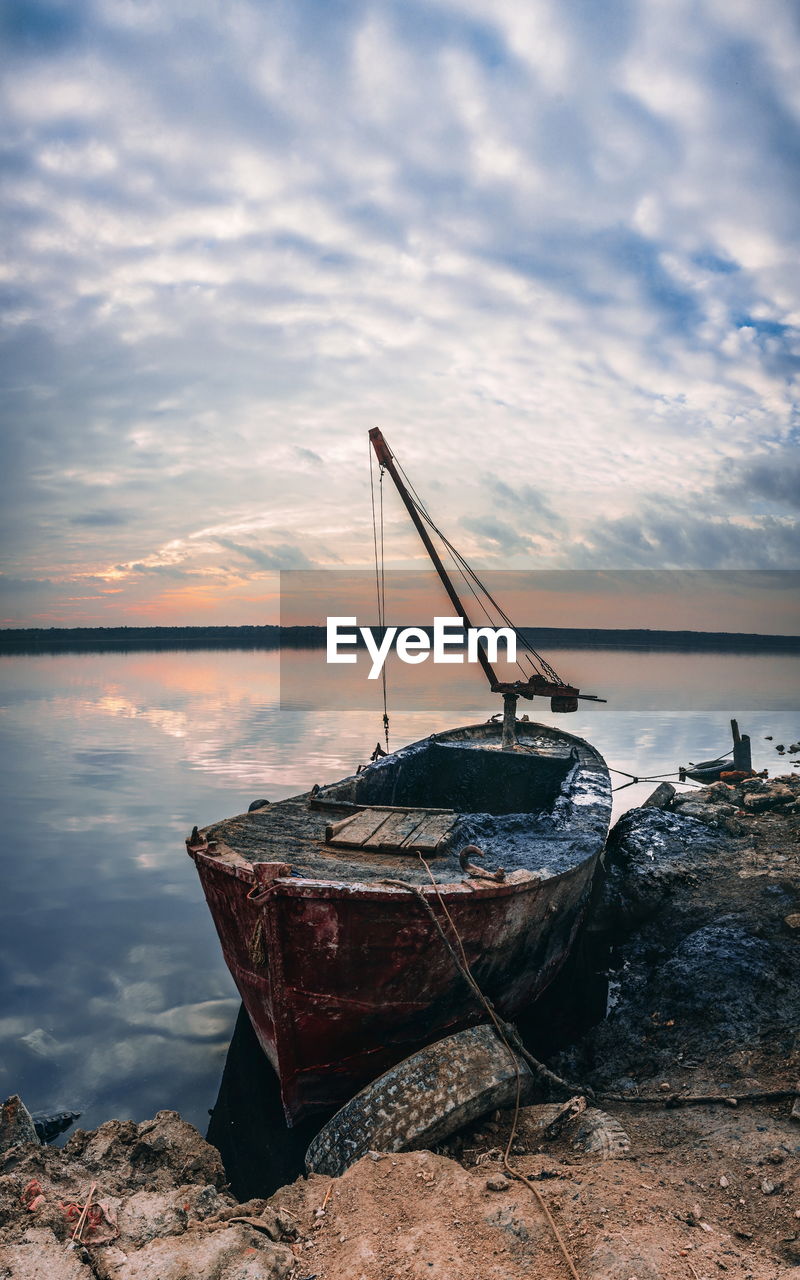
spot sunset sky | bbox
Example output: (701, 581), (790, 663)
(1, 0), (798, 629)
(280, 570), (800, 634)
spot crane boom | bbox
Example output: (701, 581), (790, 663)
(368, 428), (605, 723)
(368, 427), (500, 690)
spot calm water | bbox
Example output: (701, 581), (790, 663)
(1, 645), (797, 1137)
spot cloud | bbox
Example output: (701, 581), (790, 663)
(460, 515), (538, 557)
(484, 476), (563, 526)
(574, 499), (800, 569)
(717, 449), (800, 512)
(122, 562), (199, 579)
(294, 446), (324, 467)
(0, 574), (55, 594)
(1, 0), (798, 622)
(214, 537), (315, 570)
(71, 509), (132, 526)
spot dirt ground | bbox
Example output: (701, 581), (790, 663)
(272, 1119), (800, 1280)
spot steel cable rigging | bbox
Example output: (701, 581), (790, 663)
(381, 449), (568, 689)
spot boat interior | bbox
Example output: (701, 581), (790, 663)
(201, 726), (608, 886)
(321, 740), (576, 816)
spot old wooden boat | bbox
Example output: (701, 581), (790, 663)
(188, 718), (611, 1123)
(187, 428), (610, 1124)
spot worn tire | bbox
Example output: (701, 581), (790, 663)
(570, 1108), (631, 1160)
(305, 1024), (533, 1178)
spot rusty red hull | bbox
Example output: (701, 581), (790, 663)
(191, 847), (597, 1122)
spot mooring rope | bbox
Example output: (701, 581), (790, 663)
(608, 766), (686, 793)
(607, 752), (735, 793)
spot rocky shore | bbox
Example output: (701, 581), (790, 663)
(2, 774), (799, 1279)
(0, 1107), (298, 1279)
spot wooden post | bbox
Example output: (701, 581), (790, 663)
(501, 693), (518, 750)
(731, 719), (752, 772)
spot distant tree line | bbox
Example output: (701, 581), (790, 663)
(0, 624), (797, 655)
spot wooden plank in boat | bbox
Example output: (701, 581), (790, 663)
(326, 806), (455, 851)
(325, 808), (394, 847)
(400, 812), (457, 851)
(369, 810), (430, 849)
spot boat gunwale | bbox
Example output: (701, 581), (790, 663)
(189, 719), (611, 900)
(188, 841), (593, 900)
(319, 718), (608, 778)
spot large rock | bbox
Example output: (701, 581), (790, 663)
(673, 800), (743, 833)
(0, 1111), (296, 1279)
(587, 807), (725, 932)
(671, 784), (745, 833)
(0, 1228), (93, 1279)
(62, 1110), (227, 1193)
(656, 922), (795, 1044)
(557, 914), (799, 1092)
(743, 784), (795, 811)
(0, 1095), (38, 1154)
(93, 1224), (294, 1280)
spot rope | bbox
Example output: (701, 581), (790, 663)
(597, 1086), (800, 1109)
(607, 759), (735, 793)
(608, 767), (683, 781)
(382, 860), (584, 1279)
(369, 446), (390, 751)
(379, 467), (389, 751)
(609, 767), (685, 794)
(392, 455), (564, 688)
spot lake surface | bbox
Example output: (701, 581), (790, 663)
(1, 645), (798, 1139)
